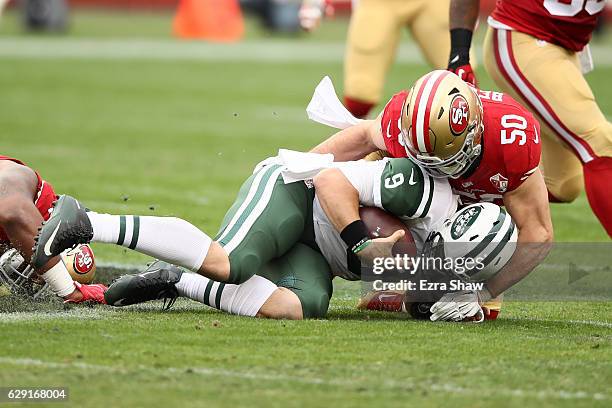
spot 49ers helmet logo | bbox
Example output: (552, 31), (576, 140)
(449, 94), (470, 135)
(70, 245), (95, 274)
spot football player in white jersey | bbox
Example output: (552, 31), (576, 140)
(32, 155), (463, 320)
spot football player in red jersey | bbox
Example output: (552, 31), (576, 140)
(311, 70), (553, 319)
(447, 0), (612, 237)
(0, 156), (106, 303)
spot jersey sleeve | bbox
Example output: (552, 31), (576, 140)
(378, 159), (435, 218)
(380, 91), (410, 158)
(504, 109), (542, 191)
(337, 158), (440, 220)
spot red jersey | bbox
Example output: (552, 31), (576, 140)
(490, 0), (606, 52)
(380, 90), (541, 206)
(0, 156), (57, 243)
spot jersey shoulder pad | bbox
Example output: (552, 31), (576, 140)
(380, 91), (409, 158)
(379, 158), (434, 219)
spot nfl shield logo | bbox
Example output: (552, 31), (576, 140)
(490, 173), (508, 193)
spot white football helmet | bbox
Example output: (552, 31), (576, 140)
(425, 203), (518, 282)
(0, 244), (96, 298)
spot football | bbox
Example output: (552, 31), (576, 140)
(359, 206), (416, 256)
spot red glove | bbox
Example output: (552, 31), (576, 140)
(64, 282), (108, 304)
(449, 64), (478, 87)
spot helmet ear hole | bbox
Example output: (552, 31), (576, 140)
(448, 87), (460, 95)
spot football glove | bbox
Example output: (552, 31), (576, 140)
(64, 282), (108, 304)
(430, 290), (484, 323)
(448, 64), (478, 87)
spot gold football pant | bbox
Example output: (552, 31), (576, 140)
(344, 0), (451, 105)
(483, 27), (612, 203)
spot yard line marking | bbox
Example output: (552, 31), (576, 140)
(0, 37), (609, 65)
(0, 357), (607, 400)
(505, 317), (612, 328)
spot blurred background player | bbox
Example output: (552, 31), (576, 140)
(300, 0), (455, 119)
(447, 0), (612, 238)
(0, 156), (105, 302)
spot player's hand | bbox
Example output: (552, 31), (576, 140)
(64, 282), (108, 304)
(356, 230), (405, 262)
(299, 0), (324, 32)
(429, 290), (484, 322)
(448, 64), (478, 87)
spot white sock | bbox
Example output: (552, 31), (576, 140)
(87, 213), (211, 271)
(175, 273), (277, 317)
(42, 260), (75, 298)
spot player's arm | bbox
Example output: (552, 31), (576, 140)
(309, 117), (386, 161)
(484, 169), (553, 297)
(313, 160), (407, 260)
(448, 0), (480, 85)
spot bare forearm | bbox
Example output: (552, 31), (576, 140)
(313, 169), (360, 231)
(450, 0), (480, 30)
(310, 121), (378, 161)
(486, 228), (553, 297)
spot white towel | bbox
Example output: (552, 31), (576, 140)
(278, 149), (334, 183)
(306, 76), (363, 130)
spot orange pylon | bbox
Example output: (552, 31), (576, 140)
(173, 0), (244, 42)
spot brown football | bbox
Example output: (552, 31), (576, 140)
(359, 206), (416, 256)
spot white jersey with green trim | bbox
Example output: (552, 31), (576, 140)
(312, 158), (459, 281)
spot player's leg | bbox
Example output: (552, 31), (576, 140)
(106, 243), (332, 320)
(409, 0), (451, 70)
(539, 130), (584, 203)
(258, 243), (333, 319)
(33, 165), (314, 284)
(0, 161), (78, 299)
(105, 260), (287, 317)
(343, 0), (404, 118)
(484, 27), (612, 236)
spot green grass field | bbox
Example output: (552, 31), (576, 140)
(0, 10), (610, 408)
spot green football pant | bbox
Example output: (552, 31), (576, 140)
(215, 165), (333, 317)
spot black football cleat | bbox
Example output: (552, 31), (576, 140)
(104, 260), (183, 309)
(31, 195), (93, 269)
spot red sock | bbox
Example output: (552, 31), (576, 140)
(583, 157), (612, 237)
(344, 96), (375, 119)
(548, 190), (563, 203)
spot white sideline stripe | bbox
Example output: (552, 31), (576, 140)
(0, 37), (424, 64)
(0, 356), (607, 400)
(496, 30), (594, 163)
(0, 37), (610, 65)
